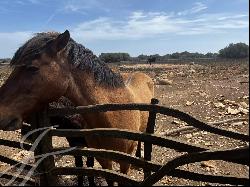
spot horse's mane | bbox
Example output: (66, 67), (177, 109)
(11, 32), (125, 88)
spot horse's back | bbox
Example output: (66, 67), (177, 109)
(125, 72), (154, 103)
(124, 72), (154, 132)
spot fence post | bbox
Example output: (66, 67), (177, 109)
(34, 107), (59, 186)
(144, 98), (159, 179)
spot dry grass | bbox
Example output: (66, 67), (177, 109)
(0, 62), (249, 185)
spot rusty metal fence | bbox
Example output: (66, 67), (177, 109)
(0, 98), (249, 186)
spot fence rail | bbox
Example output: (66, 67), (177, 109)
(0, 99), (249, 186)
(49, 103), (248, 141)
(0, 138), (36, 185)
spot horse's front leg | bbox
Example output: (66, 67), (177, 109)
(97, 159), (114, 186)
(86, 156), (95, 186)
(74, 156), (84, 186)
(135, 141), (141, 158)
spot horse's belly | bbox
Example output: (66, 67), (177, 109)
(82, 111), (140, 153)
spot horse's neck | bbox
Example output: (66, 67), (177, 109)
(65, 70), (118, 106)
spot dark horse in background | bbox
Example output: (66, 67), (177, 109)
(147, 56), (157, 65)
(0, 30), (154, 185)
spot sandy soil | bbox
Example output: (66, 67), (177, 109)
(0, 62), (249, 186)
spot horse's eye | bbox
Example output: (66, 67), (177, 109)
(26, 65), (39, 72)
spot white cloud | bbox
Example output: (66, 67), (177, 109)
(191, 2), (208, 13)
(71, 11), (181, 42)
(27, 0), (40, 4)
(44, 13), (57, 25)
(217, 14), (248, 21)
(129, 11), (148, 20)
(15, 0), (41, 5)
(62, 0), (109, 13)
(64, 3), (82, 12)
(177, 2), (207, 16)
(0, 3), (248, 57)
(70, 10), (249, 42)
(0, 31), (33, 57)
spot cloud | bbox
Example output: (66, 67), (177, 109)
(1, 8), (248, 57)
(0, 1), (248, 57)
(44, 13), (57, 25)
(191, 2), (208, 13)
(15, 0), (41, 5)
(70, 10), (249, 42)
(0, 31), (33, 57)
(217, 14), (248, 21)
(177, 2), (207, 16)
(27, 0), (40, 4)
(63, 3), (83, 12)
(62, 0), (109, 13)
(71, 11), (184, 41)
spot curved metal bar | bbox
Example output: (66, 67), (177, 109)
(48, 103), (249, 141)
(42, 102), (249, 186)
(51, 128), (208, 153)
(154, 105), (249, 141)
(170, 169), (249, 186)
(51, 167), (140, 185)
(141, 146), (249, 186)
(52, 146), (249, 186)
(0, 138), (32, 150)
(52, 147), (162, 171)
(0, 154), (34, 170)
(0, 172), (37, 186)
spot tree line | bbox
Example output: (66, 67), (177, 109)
(0, 43), (248, 64)
(99, 42), (249, 63)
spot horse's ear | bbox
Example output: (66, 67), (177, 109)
(46, 30), (70, 55)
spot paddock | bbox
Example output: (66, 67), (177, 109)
(0, 98), (249, 186)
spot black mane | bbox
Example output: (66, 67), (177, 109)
(11, 32), (125, 88)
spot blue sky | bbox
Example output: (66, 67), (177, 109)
(0, 0), (249, 57)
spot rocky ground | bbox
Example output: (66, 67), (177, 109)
(0, 61), (249, 186)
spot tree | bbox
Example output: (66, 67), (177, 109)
(138, 54), (148, 61)
(170, 52), (180, 59)
(205, 52), (218, 58)
(99, 53), (131, 63)
(219, 43), (249, 58)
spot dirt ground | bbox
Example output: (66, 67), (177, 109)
(0, 61), (249, 186)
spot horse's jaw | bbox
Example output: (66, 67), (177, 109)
(0, 116), (22, 131)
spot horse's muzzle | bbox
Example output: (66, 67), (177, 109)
(0, 116), (22, 131)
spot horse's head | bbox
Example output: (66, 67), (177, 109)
(0, 30), (72, 130)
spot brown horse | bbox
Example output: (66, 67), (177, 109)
(0, 30), (154, 175)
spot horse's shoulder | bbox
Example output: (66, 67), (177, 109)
(131, 72), (151, 79)
(122, 72), (153, 102)
(124, 72), (152, 84)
